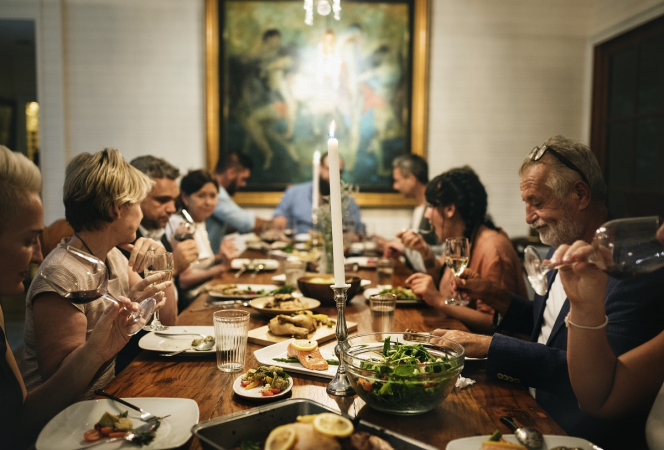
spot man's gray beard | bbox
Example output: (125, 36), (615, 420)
(535, 215), (585, 248)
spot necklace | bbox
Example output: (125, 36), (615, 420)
(73, 232), (94, 255)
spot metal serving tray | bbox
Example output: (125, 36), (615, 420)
(192, 398), (438, 450)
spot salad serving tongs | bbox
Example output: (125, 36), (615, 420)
(94, 389), (167, 422)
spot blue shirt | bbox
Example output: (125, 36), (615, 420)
(206, 186), (255, 253)
(273, 181), (364, 234)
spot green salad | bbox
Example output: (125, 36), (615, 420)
(379, 287), (418, 300)
(350, 336), (462, 413)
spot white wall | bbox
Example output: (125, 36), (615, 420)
(2, 0), (663, 236)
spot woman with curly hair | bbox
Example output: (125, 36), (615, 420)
(404, 166), (527, 333)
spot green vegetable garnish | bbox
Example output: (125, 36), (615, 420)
(270, 285), (296, 295)
(488, 430), (502, 441)
(382, 336), (391, 357)
(237, 437), (260, 450)
(273, 357), (339, 365)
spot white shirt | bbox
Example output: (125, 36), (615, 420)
(403, 204), (427, 273)
(531, 273), (567, 399)
(138, 224), (165, 242)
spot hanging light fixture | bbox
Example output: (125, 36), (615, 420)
(304, 0), (341, 25)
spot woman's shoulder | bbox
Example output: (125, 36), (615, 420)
(475, 226), (514, 251)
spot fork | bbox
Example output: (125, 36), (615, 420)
(94, 390), (162, 422)
(251, 263), (265, 278)
(76, 421), (160, 449)
(154, 332), (207, 339)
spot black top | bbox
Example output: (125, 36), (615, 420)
(1, 325), (25, 449)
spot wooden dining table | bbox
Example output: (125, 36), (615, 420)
(104, 252), (565, 449)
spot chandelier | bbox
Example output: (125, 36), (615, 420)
(304, 0), (341, 26)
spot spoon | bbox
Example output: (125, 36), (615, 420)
(159, 338), (215, 356)
(500, 416), (544, 449)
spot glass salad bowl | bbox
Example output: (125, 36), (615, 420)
(341, 332), (464, 415)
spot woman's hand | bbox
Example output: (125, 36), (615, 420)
(405, 273), (445, 307)
(127, 272), (170, 309)
(397, 229), (429, 256)
(173, 239), (199, 275)
(219, 236), (238, 269)
(549, 241), (608, 313)
(122, 237), (165, 273)
(86, 297), (139, 362)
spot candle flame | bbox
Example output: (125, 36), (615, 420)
(329, 120), (336, 138)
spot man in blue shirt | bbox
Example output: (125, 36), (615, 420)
(273, 152), (363, 234)
(207, 152), (272, 252)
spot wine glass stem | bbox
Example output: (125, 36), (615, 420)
(153, 311), (161, 325)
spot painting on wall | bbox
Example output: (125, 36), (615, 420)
(0, 99), (16, 151)
(206, 0), (430, 206)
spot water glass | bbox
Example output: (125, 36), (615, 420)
(284, 259), (306, 287)
(213, 310), (250, 372)
(370, 293), (396, 335)
(376, 258), (395, 290)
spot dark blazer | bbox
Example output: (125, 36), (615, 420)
(487, 248), (664, 449)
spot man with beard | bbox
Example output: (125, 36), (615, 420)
(273, 152), (363, 234)
(207, 152), (272, 252)
(433, 136), (664, 449)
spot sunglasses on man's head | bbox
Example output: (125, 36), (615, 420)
(528, 145), (589, 186)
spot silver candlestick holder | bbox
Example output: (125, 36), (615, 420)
(326, 283), (355, 396)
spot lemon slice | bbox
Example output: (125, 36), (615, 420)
(312, 413), (354, 438)
(296, 414), (318, 423)
(291, 339), (318, 351)
(265, 424), (297, 450)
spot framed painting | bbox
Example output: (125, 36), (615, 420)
(0, 99), (16, 151)
(205, 0), (430, 206)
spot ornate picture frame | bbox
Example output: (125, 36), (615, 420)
(205, 0), (430, 207)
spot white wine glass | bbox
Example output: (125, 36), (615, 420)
(39, 246), (155, 335)
(143, 250), (174, 331)
(525, 216), (664, 296)
(445, 237), (470, 306)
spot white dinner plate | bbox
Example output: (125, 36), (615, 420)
(139, 326), (216, 354)
(363, 287), (425, 305)
(249, 296), (320, 315)
(231, 258), (280, 271)
(253, 339), (338, 379)
(345, 256), (378, 268)
(445, 434), (597, 450)
(207, 284), (279, 299)
(36, 397), (199, 450)
(272, 273), (371, 288)
(232, 372), (294, 400)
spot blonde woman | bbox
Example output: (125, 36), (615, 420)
(21, 148), (177, 402)
(0, 146), (145, 447)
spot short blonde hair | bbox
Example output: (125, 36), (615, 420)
(0, 145), (42, 233)
(64, 148), (154, 232)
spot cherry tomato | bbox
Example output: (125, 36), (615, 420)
(261, 390), (274, 396)
(269, 388), (281, 394)
(84, 429), (102, 442)
(241, 380), (251, 387)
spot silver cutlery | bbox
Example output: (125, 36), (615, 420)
(94, 390), (163, 422)
(76, 420), (160, 449)
(500, 416), (543, 449)
(251, 263), (265, 278)
(234, 262), (253, 278)
(154, 332), (208, 339)
(159, 338), (215, 356)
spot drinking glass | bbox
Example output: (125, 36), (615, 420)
(143, 250), (173, 331)
(39, 246), (155, 335)
(444, 237), (470, 306)
(213, 310), (250, 372)
(284, 258), (306, 287)
(172, 220), (196, 243)
(525, 216), (664, 296)
(376, 258), (395, 290)
(370, 293), (396, 335)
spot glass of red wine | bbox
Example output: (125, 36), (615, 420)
(39, 246), (155, 335)
(525, 216), (664, 296)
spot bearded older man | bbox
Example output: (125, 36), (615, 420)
(438, 136), (664, 449)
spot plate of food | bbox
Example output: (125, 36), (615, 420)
(364, 287), (425, 305)
(248, 310), (357, 346)
(249, 293), (320, 315)
(193, 398), (438, 450)
(205, 283), (280, 299)
(446, 433), (596, 449)
(233, 366), (293, 400)
(345, 256), (378, 268)
(36, 397), (199, 450)
(254, 339), (338, 379)
(138, 326), (216, 354)
(230, 258), (280, 271)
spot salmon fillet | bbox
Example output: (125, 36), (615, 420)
(287, 343), (329, 371)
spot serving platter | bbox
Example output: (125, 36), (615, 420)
(230, 258), (280, 271)
(206, 283), (279, 299)
(248, 320), (357, 346)
(139, 326), (216, 354)
(249, 296), (320, 315)
(253, 339), (338, 379)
